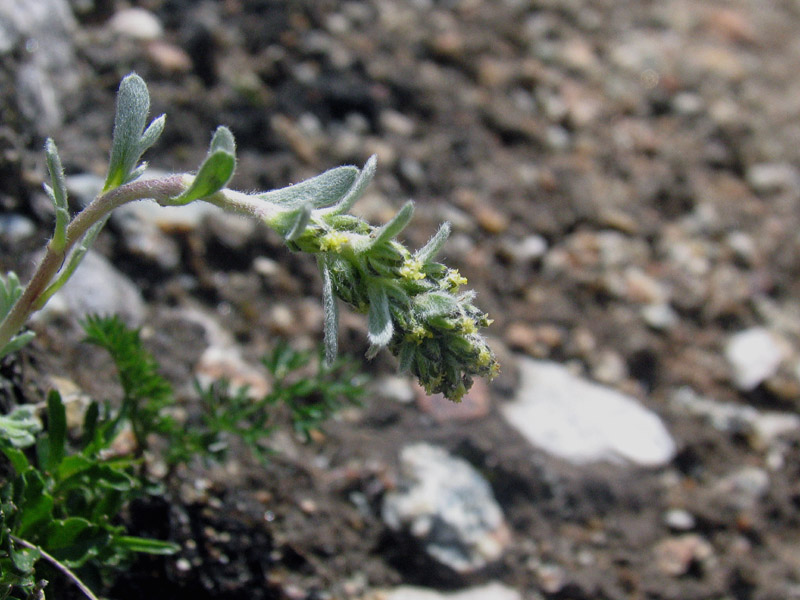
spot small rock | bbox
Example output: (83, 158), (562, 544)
(0, 213), (35, 244)
(109, 7), (164, 40)
(641, 302), (679, 330)
(713, 467), (770, 510)
(499, 235), (548, 263)
(38, 250), (146, 326)
(746, 163), (800, 194)
(375, 375), (415, 403)
(473, 204), (510, 234)
(146, 40), (193, 73)
(724, 327), (785, 391)
(654, 534), (714, 576)
(664, 508), (696, 531)
(379, 109), (415, 137)
(364, 582), (522, 600)
(502, 357), (676, 466)
(382, 443), (510, 573)
(196, 346), (271, 398)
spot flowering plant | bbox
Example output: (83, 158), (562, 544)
(0, 73), (498, 400)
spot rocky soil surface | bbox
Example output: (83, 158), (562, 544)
(3, 1), (800, 599)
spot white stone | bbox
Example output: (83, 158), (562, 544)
(38, 250), (145, 326)
(109, 8), (164, 40)
(366, 583), (522, 600)
(724, 327), (784, 391)
(502, 358), (676, 466)
(382, 443), (510, 573)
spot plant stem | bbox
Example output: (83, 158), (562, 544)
(10, 536), (100, 600)
(0, 175), (187, 350)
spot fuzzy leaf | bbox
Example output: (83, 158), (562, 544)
(104, 73), (150, 190)
(0, 405), (41, 449)
(0, 271), (23, 319)
(366, 282), (393, 356)
(138, 114), (166, 154)
(414, 291), (458, 319)
(415, 222), (451, 264)
(285, 203), (313, 241)
(44, 138), (69, 250)
(0, 331), (35, 361)
(258, 165), (359, 210)
(103, 73), (164, 191)
(365, 201), (414, 250)
(319, 257), (339, 365)
(173, 126), (237, 204)
(320, 155), (377, 215)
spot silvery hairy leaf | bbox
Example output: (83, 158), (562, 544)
(173, 126), (237, 204)
(364, 200), (414, 251)
(366, 282), (393, 357)
(415, 222), (451, 264)
(258, 165), (359, 210)
(319, 155), (377, 216)
(319, 257), (339, 365)
(44, 139), (69, 250)
(104, 73), (165, 191)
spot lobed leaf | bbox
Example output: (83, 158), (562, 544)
(103, 73), (164, 191)
(173, 126), (237, 204)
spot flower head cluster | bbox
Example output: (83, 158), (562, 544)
(257, 157), (498, 401)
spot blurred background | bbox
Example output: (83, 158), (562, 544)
(2, 1), (800, 599)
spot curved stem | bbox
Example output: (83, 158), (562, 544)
(0, 175), (187, 350)
(10, 536), (100, 600)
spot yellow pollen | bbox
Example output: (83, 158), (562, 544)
(399, 258), (426, 280)
(320, 231), (349, 252)
(446, 269), (468, 289)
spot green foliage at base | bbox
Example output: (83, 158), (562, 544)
(0, 316), (367, 599)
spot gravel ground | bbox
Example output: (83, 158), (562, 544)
(3, 1), (800, 599)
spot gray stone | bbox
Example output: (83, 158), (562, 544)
(724, 327), (785, 391)
(0, 0), (80, 134)
(0, 214), (36, 244)
(382, 443), (510, 573)
(502, 357), (676, 466)
(38, 250), (145, 326)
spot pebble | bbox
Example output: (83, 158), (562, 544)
(195, 345), (271, 399)
(109, 8), (164, 41)
(712, 467), (770, 510)
(499, 235), (548, 263)
(671, 386), (800, 450)
(664, 508), (696, 531)
(363, 582), (522, 600)
(502, 357), (676, 466)
(0, 213), (35, 244)
(746, 163), (800, 194)
(653, 534), (714, 576)
(382, 443), (510, 573)
(724, 327), (785, 391)
(38, 250), (146, 326)
(374, 375), (416, 403)
(641, 302), (679, 330)
(2, 0), (80, 134)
